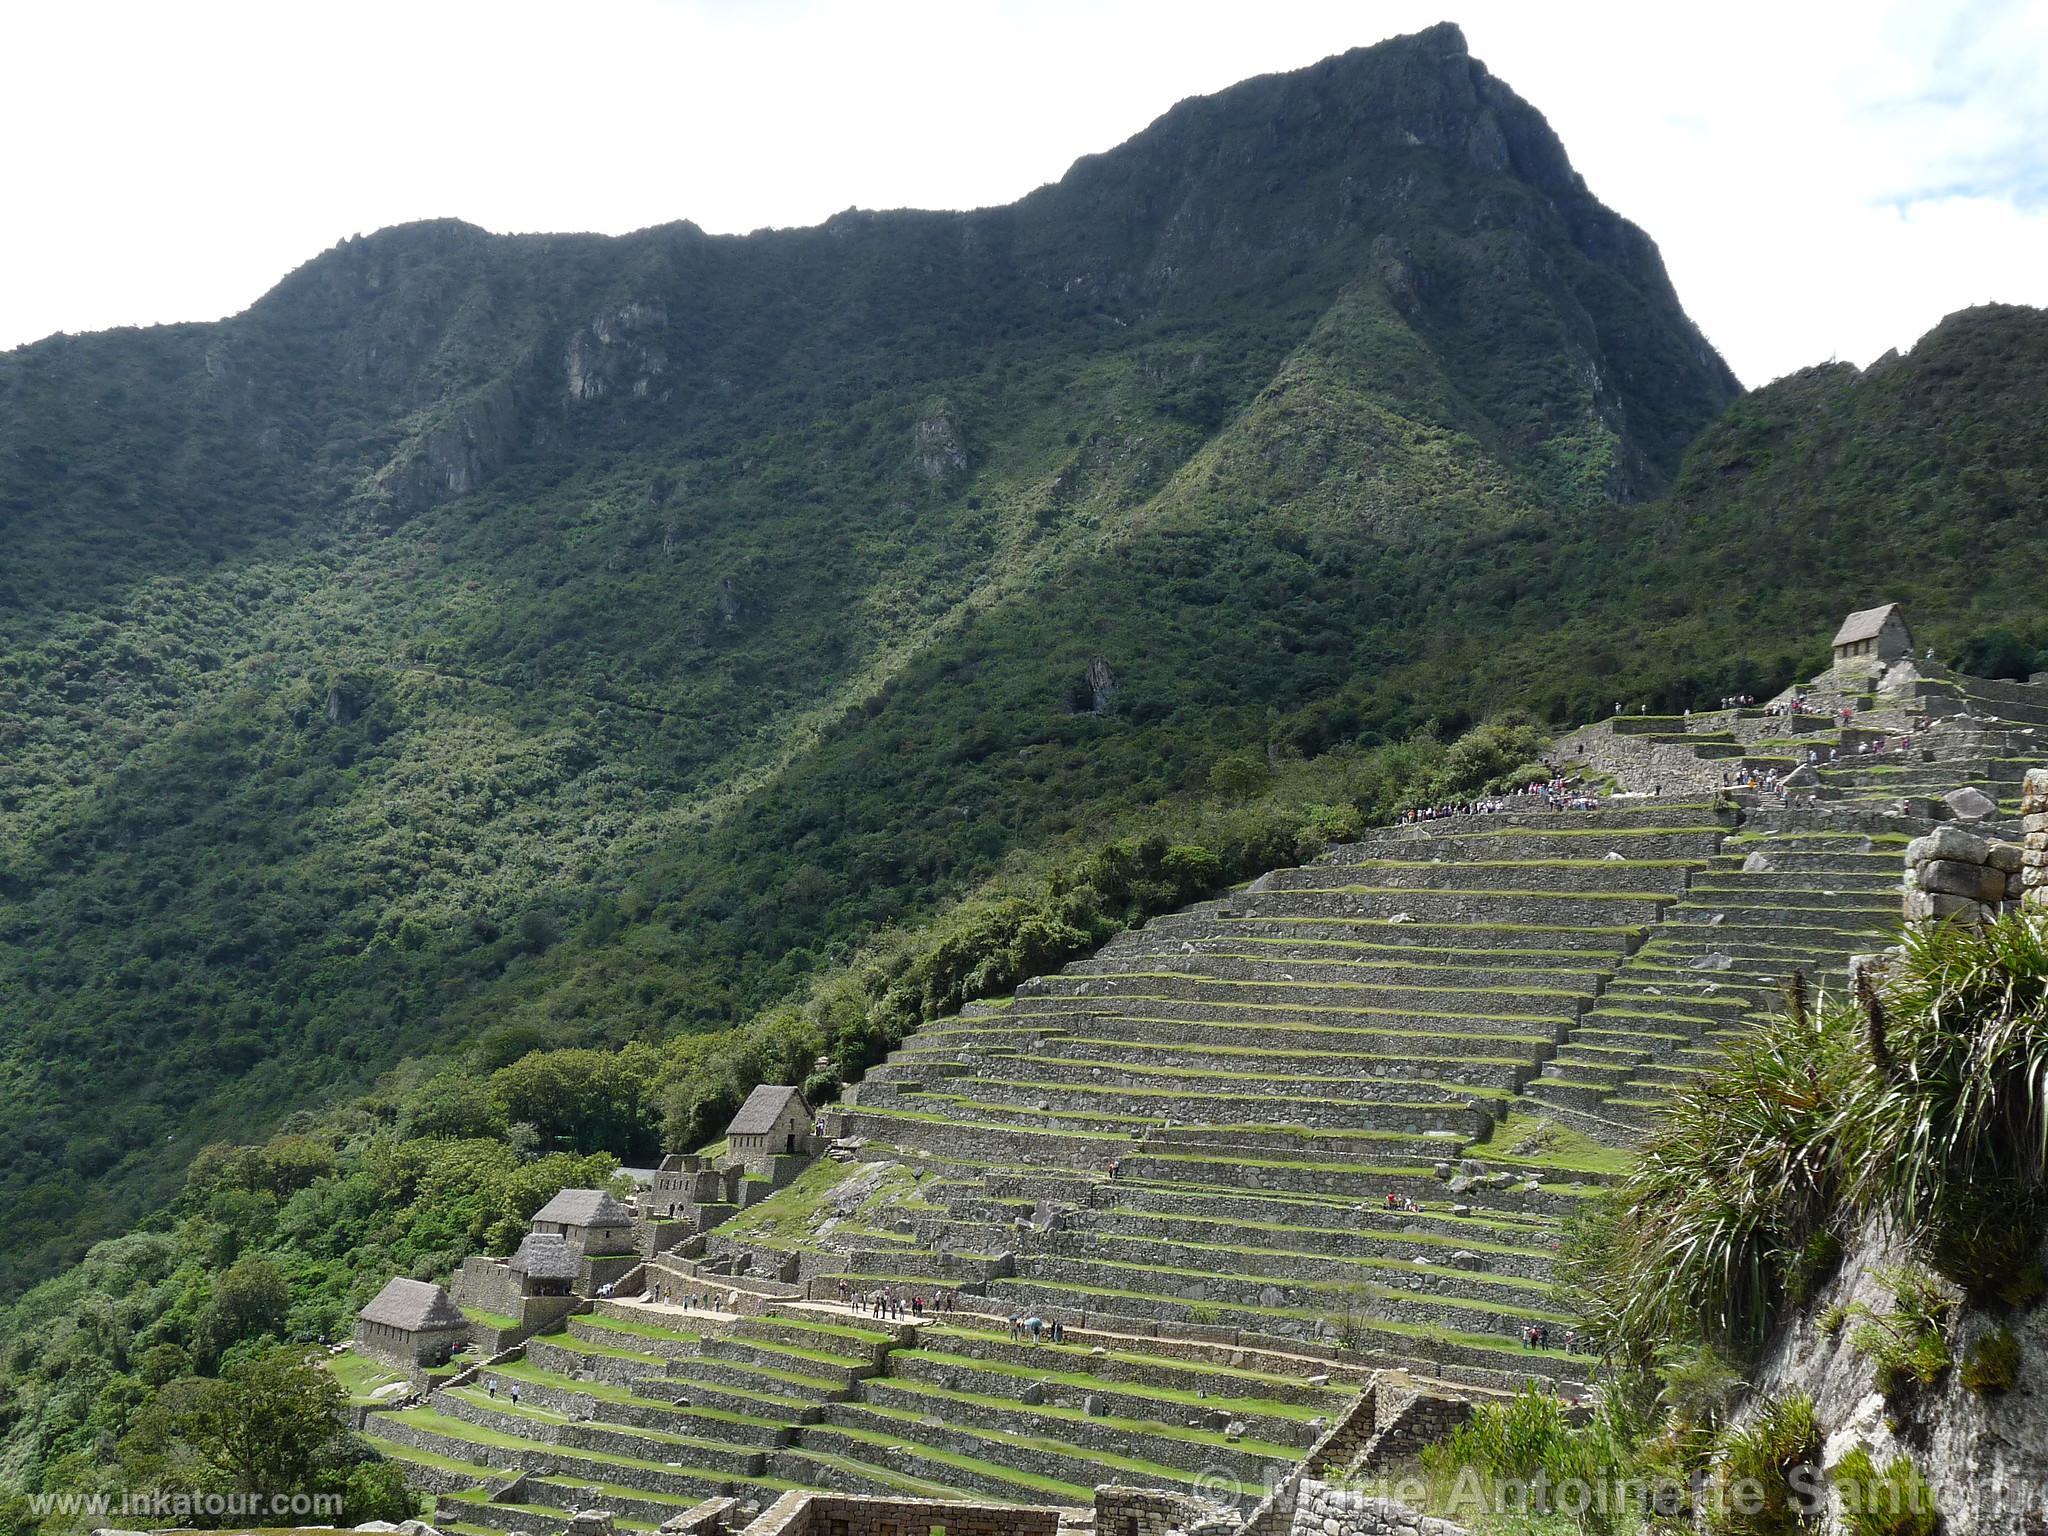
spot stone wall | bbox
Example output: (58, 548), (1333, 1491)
(736, 1491), (1062, 1536)
(1902, 825), (2024, 925)
(1553, 721), (1732, 795)
(2025, 769), (2048, 911)
(1287, 1482), (1467, 1536)
(1094, 1486), (1240, 1536)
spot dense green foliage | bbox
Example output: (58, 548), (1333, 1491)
(0, 25), (1761, 1293)
(0, 1113), (621, 1527)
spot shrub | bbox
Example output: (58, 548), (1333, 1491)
(1830, 1447), (1938, 1536)
(1960, 1325), (2020, 1396)
(1562, 984), (1858, 1355)
(1422, 1384), (1641, 1536)
(1707, 1392), (1821, 1536)
(1841, 914), (2048, 1298)
(1844, 1268), (1953, 1404)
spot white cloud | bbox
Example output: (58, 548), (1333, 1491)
(2, 0), (2044, 384)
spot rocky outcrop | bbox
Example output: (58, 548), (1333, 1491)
(910, 406), (968, 481)
(565, 301), (670, 403)
(374, 376), (523, 514)
(1746, 1224), (2048, 1531)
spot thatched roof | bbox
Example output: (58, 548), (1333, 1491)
(359, 1276), (467, 1332)
(508, 1232), (581, 1281)
(728, 1084), (809, 1137)
(532, 1187), (634, 1228)
(1833, 604), (1906, 646)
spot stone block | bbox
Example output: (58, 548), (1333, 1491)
(1987, 842), (2024, 873)
(1946, 786), (1999, 821)
(1905, 826), (1990, 867)
(1918, 860), (2009, 903)
(2024, 811), (2048, 836)
(2023, 767), (2048, 811)
(1905, 889), (1992, 924)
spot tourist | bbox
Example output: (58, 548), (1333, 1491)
(510, 1384), (521, 1405)
(487, 1379), (496, 1399)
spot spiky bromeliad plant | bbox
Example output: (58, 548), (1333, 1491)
(1563, 971), (1863, 1359)
(1838, 913), (2048, 1300)
(1570, 915), (2048, 1366)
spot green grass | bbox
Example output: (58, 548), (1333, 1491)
(1465, 1112), (1637, 1178)
(576, 1312), (707, 1345)
(323, 1348), (411, 1403)
(459, 1305), (519, 1331)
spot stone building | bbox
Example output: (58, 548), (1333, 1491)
(353, 1277), (469, 1368)
(1832, 603), (1914, 665)
(507, 1231), (580, 1296)
(530, 1188), (638, 1257)
(726, 1084), (818, 1176)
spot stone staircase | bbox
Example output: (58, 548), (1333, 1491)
(1528, 818), (1901, 1130)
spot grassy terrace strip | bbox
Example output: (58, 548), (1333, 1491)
(1037, 972), (1603, 999)
(327, 1349), (410, 1403)
(550, 1331), (670, 1364)
(1037, 1241), (1561, 1296)
(1327, 857), (1709, 870)
(848, 1387), (1299, 1469)
(486, 1359), (786, 1428)
(460, 1306), (519, 1331)
(1210, 917), (1645, 935)
(914, 1326), (1352, 1406)
(925, 1074), (1514, 1105)
(1135, 939), (1611, 961)
(1009, 996), (1579, 1024)
(872, 1096), (1461, 1143)
(974, 1278), (1585, 1355)
(1254, 884), (1678, 900)
(1092, 1212), (1557, 1256)
(362, 1430), (507, 1478)
(1006, 1050), (1534, 1080)
(441, 1386), (752, 1454)
(578, 1313), (712, 1344)
(799, 1421), (1093, 1502)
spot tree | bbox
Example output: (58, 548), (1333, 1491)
(121, 1351), (347, 1503)
(1207, 749), (1271, 804)
(200, 1256), (290, 1364)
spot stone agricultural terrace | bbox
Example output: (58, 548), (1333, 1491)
(346, 628), (2048, 1535)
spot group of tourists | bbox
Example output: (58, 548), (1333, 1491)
(1716, 694), (1760, 710)
(1007, 1313), (1066, 1344)
(1401, 778), (1601, 823)
(1520, 1324), (1573, 1351)
(849, 1286), (950, 1320)
(1381, 1191), (1427, 1213)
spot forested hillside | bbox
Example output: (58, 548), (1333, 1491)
(1, 20), (2043, 1302)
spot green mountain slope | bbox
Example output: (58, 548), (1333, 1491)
(4, 25), (2041, 1302)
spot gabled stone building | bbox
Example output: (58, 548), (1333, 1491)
(726, 1084), (818, 1177)
(353, 1277), (469, 1368)
(530, 1187), (637, 1257)
(1832, 603), (1914, 665)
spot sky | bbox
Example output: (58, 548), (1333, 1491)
(3, 0), (2045, 385)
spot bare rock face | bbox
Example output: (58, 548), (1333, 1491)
(1746, 1225), (2048, 1531)
(375, 376), (523, 513)
(912, 407), (969, 481)
(565, 301), (670, 402)
(1086, 655), (1118, 713)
